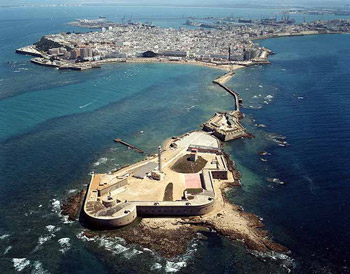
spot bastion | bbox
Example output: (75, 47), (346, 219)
(83, 131), (235, 228)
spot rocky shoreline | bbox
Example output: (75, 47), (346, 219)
(61, 189), (86, 221)
(59, 64), (289, 259)
(61, 152), (288, 259)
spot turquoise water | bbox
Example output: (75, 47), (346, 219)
(1, 5), (350, 274)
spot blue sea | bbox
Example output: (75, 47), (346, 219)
(1, 5), (350, 274)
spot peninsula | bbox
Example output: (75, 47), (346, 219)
(66, 67), (286, 258)
(29, 16), (349, 258)
(15, 18), (350, 71)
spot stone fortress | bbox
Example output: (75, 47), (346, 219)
(83, 131), (236, 228)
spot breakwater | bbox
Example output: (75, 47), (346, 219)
(213, 78), (241, 112)
(114, 138), (144, 154)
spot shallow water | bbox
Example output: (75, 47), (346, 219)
(1, 5), (350, 274)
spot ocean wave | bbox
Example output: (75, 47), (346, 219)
(264, 94), (274, 101)
(31, 261), (49, 274)
(248, 105), (262, 109)
(164, 238), (198, 272)
(33, 230), (57, 253)
(76, 231), (96, 242)
(4, 245), (12, 255)
(77, 233), (142, 259)
(98, 236), (128, 255)
(165, 261), (187, 273)
(51, 199), (61, 214)
(12, 258), (31, 272)
(0, 234), (10, 240)
(186, 105), (196, 112)
(38, 234), (55, 246)
(79, 100), (96, 109)
(50, 199), (72, 224)
(250, 250), (295, 272)
(46, 225), (60, 233)
(151, 262), (162, 271)
(123, 248), (143, 260)
(58, 238), (71, 253)
(93, 157), (108, 167)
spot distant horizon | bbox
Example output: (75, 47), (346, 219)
(1, 0), (349, 9)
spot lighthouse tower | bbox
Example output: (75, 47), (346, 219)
(151, 146), (164, 181)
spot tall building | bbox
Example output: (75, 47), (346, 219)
(70, 48), (81, 59)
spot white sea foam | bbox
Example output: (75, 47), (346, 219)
(123, 249), (143, 259)
(165, 261), (187, 273)
(33, 231), (56, 253)
(31, 261), (49, 274)
(0, 234), (10, 240)
(12, 258), (31, 272)
(4, 245), (12, 255)
(93, 157), (108, 167)
(79, 100), (95, 109)
(45, 225), (57, 233)
(151, 263), (162, 271)
(98, 237), (128, 255)
(68, 189), (77, 194)
(76, 231), (96, 242)
(265, 94), (274, 101)
(58, 238), (71, 253)
(248, 105), (262, 109)
(51, 199), (61, 214)
(250, 250), (295, 272)
(38, 234), (55, 246)
(51, 199), (72, 224)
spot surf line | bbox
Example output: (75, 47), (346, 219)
(79, 100), (97, 109)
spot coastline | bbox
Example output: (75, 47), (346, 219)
(251, 30), (350, 42)
(25, 54), (248, 72)
(78, 165), (288, 258)
(60, 65), (289, 259)
(70, 133), (288, 258)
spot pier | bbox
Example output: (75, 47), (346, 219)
(114, 138), (144, 153)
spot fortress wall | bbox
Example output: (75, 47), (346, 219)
(84, 205), (137, 228)
(98, 178), (128, 196)
(136, 200), (215, 216)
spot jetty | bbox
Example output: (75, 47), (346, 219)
(213, 79), (241, 112)
(114, 138), (144, 153)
